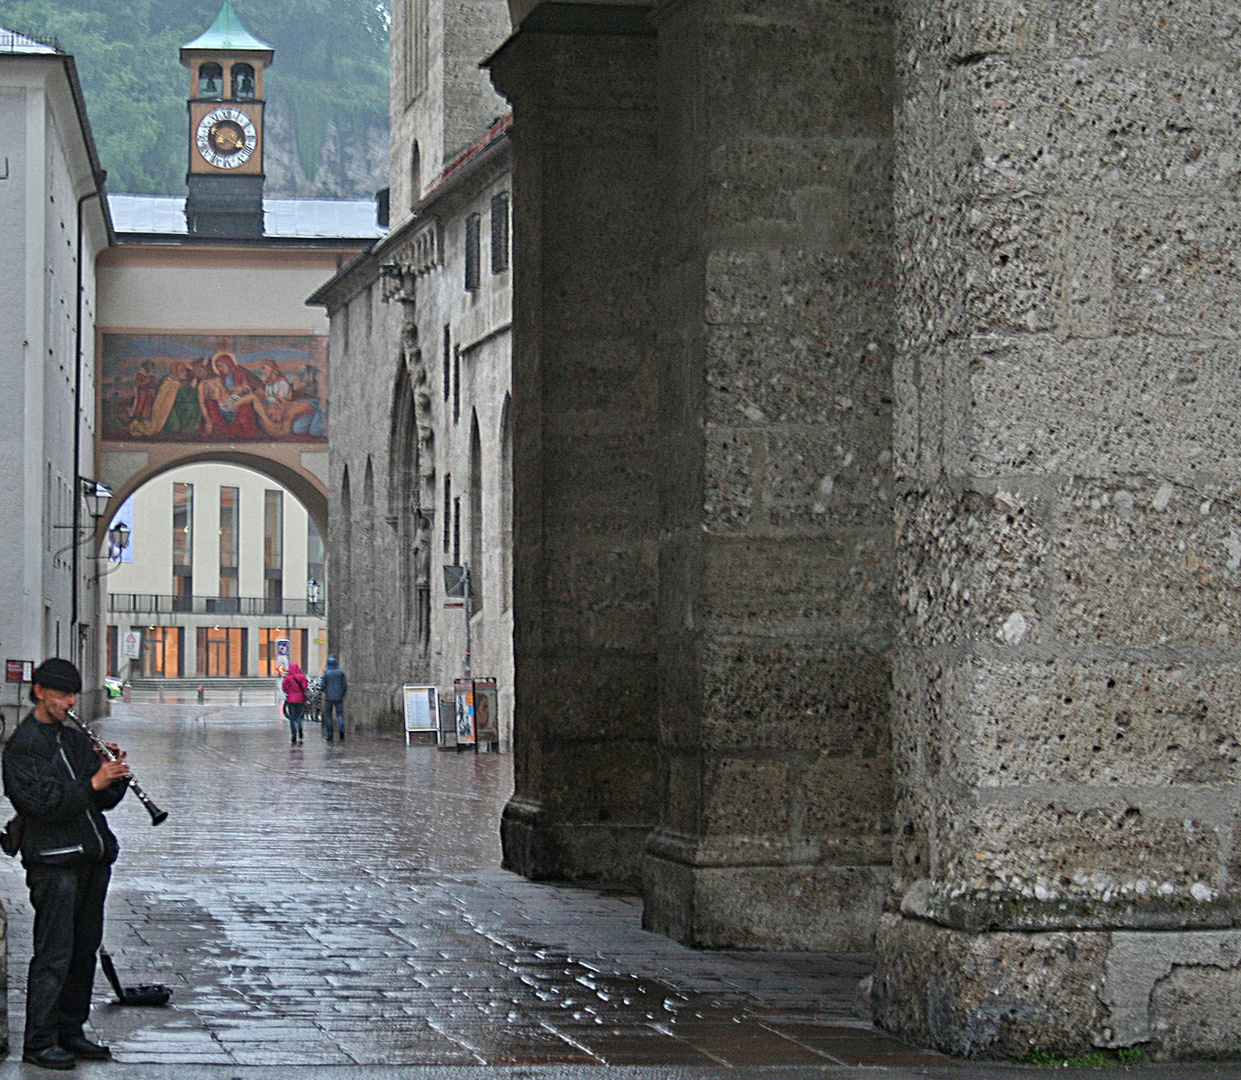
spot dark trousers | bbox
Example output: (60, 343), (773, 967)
(25, 861), (110, 1051)
(286, 700), (304, 738)
(324, 699), (344, 737)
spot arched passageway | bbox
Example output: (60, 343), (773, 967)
(101, 460), (327, 683)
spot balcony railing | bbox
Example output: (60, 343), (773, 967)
(109, 594), (325, 618)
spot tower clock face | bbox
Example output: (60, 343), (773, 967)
(196, 108), (257, 169)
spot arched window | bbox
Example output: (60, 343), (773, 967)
(500, 395), (512, 612)
(469, 414), (483, 616)
(232, 63), (256, 100)
(199, 62), (223, 99)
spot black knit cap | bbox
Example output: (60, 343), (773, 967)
(31, 658), (82, 693)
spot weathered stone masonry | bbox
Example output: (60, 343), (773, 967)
(485, 0), (1241, 1059)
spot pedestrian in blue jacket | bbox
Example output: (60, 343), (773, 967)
(320, 656), (348, 742)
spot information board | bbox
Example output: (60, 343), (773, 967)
(121, 631), (142, 660)
(402, 685), (439, 731)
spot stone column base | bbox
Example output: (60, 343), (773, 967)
(642, 835), (888, 950)
(501, 798), (650, 889)
(875, 913), (1241, 1060)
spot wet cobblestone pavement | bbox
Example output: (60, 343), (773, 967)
(0, 703), (949, 1073)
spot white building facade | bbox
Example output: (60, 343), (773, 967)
(104, 462), (326, 681)
(0, 32), (112, 725)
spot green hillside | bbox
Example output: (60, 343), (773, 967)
(0, 0), (389, 194)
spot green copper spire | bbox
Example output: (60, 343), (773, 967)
(182, 1), (274, 52)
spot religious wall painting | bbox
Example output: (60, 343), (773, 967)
(100, 333), (328, 444)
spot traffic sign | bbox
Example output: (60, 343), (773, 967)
(121, 631), (142, 660)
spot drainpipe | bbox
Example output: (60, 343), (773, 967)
(71, 174), (105, 658)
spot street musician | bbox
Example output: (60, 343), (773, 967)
(2, 658), (129, 1070)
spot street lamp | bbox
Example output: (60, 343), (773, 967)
(82, 479), (113, 522)
(108, 520), (130, 560)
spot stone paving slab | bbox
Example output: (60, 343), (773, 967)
(0, 704), (1213, 1076)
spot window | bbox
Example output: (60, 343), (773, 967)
(491, 192), (510, 273)
(443, 325), (451, 402)
(199, 62), (223, 99)
(197, 627), (246, 677)
(231, 63), (255, 99)
(219, 486), (239, 601)
(307, 519), (325, 610)
(404, 0), (429, 103)
(443, 475), (452, 553)
(453, 496), (461, 565)
(258, 628), (307, 677)
(173, 483), (193, 610)
(453, 345), (461, 424)
(469, 416), (483, 615)
(410, 141), (421, 208)
(464, 213), (481, 291)
(264, 490), (283, 613)
(141, 627), (183, 679)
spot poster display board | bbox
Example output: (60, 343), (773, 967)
(454, 677), (476, 747)
(402, 685), (439, 745)
(473, 678), (498, 744)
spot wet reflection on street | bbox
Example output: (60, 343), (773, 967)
(0, 703), (933, 1067)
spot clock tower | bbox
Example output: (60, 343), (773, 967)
(181, 1), (273, 237)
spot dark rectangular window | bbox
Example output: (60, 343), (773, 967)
(264, 489), (283, 612)
(452, 345), (460, 424)
(464, 212), (481, 291)
(443, 324), (451, 401)
(443, 475), (452, 553)
(172, 482), (193, 608)
(219, 486), (238, 599)
(453, 496), (461, 565)
(491, 192), (509, 273)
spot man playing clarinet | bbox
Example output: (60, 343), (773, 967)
(2, 658), (129, 1070)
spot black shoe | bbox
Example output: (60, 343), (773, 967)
(24, 1045), (77, 1069)
(326, 736), (333, 742)
(59, 1034), (111, 1060)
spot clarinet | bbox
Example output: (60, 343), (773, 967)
(66, 710), (168, 826)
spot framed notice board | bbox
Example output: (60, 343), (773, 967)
(403, 685), (439, 737)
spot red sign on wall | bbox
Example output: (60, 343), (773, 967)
(6, 660), (33, 683)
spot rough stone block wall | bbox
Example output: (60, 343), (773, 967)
(877, 0), (1241, 1058)
(642, 0), (895, 950)
(490, 18), (663, 887)
(325, 280), (417, 732)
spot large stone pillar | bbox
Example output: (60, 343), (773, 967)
(876, 0), (1241, 1058)
(641, 0), (896, 949)
(488, 7), (662, 887)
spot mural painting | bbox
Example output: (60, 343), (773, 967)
(100, 334), (328, 443)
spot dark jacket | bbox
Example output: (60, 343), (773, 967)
(2, 714), (127, 867)
(320, 662), (347, 702)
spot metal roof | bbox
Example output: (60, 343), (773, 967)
(108, 194), (385, 240)
(181, 1), (273, 53)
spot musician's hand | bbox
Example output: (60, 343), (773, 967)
(102, 742), (126, 763)
(91, 759), (130, 790)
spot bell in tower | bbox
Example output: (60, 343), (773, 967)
(181, 0), (273, 238)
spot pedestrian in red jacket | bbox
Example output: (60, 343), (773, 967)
(281, 663), (308, 745)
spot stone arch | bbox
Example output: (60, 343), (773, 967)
(97, 447), (327, 549)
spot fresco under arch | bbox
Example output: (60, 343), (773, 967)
(100, 333), (328, 444)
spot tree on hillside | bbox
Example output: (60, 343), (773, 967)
(0, 0), (389, 195)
